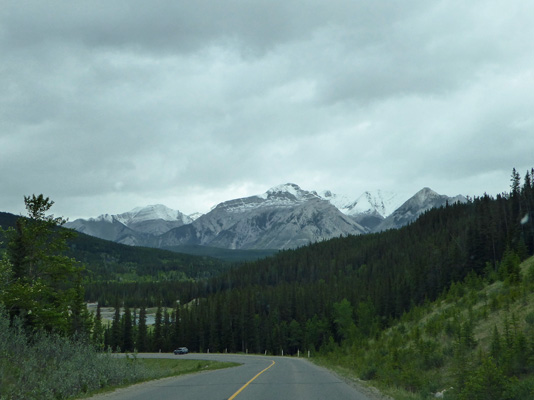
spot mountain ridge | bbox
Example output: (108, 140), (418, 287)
(157, 192), (367, 250)
(374, 187), (467, 232)
(65, 183), (466, 250)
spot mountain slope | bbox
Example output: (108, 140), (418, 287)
(318, 255), (534, 399)
(374, 187), (467, 232)
(65, 204), (194, 245)
(62, 185), (467, 251)
(318, 189), (406, 231)
(157, 183), (368, 250)
(113, 204), (194, 235)
(65, 216), (146, 245)
(319, 189), (403, 218)
(0, 211), (230, 282)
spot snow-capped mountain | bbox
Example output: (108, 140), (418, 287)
(374, 187), (467, 232)
(157, 183), (368, 250)
(318, 189), (401, 217)
(65, 215), (144, 246)
(115, 204), (192, 225)
(113, 204), (194, 236)
(318, 189), (405, 231)
(65, 184), (467, 251)
(66, 205), (196, 245)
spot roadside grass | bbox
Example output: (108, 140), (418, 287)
(134, 357), (239, 377)
(312, 356), (414, 400)
(76, 357), (240, 398)
(311, 358), (401, 400)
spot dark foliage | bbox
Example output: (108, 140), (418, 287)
(156, 169), (534, 354)
(1, 213), (232, 285)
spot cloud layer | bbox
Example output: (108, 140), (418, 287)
(1, 1), (534, 218)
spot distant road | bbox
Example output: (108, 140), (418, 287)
(86, 353), (377, 400)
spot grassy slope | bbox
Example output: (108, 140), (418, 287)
(316, 256), (534, 400)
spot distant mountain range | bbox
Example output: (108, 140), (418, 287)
(65, 184), (467, 250)
(65, 204), (197, 246)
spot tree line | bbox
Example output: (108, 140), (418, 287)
(89, 169), (534, 357)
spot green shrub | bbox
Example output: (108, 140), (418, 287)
(359, 364), (378, 380)
(505, 376), (534, 400)
(525, 311), (534, 327)
(458, 357), (510, 400)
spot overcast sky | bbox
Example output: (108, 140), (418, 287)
(1, 1), (534, 219)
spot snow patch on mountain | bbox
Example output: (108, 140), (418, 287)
(84, 205), (191, 225)
(318, 189), (405, 218)
(214, 183), (322, 214)
(187, 212), (203, 221)
(66, 204), (193, 240)
(263, 183), (320, 202)
(90, 214), (115, 223)
(158, 184), (368, 250)
(114, 204), (193, 225)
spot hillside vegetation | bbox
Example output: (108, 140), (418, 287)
(318, 256), (534, 399)
(0, 211), (231, 284)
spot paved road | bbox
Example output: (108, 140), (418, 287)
(87, 353), (375, 400)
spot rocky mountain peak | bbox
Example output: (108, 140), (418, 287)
(413, 187), (439, 202)
(116, 204), (192, 225)
(213, 183), (322, 214)
(263, 183), (320, 202)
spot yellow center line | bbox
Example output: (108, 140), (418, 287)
(228, 360), (276, 400)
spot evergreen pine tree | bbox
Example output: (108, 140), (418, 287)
(153, 305), (163, 352)
(172, 304), (182, 350)
(111, 303), (122, 352)
(69, 274), (92, 337)
(92, 303), (104, 349)
(3, 195), (82, 333)
(511, 168), (521, 198)
(490, 325), (502, 364)
(162, 308), (171, 352)
(137, 306), (148, 352)
(123, 305), (134, 352)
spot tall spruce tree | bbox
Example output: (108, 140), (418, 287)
(2, 195), (84, 334)
(92, 303), (104, 349)
(137, 306), (148, 352)
(69, 274), (92, 337)
(111, 303), (122, 352)
(122, 305), (134, 352)
(153, 305), (163, 352)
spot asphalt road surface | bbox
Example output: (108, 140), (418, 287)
(86, 353), (378, 400)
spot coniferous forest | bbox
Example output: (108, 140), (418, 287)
(88, 169), (534, 355)
(2, 168), (534, 399)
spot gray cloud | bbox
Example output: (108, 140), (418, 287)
(1, 1), (534, 218)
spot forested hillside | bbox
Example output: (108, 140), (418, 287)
(0, 212), (231, 283)
(93, 168), (533, 345)
(320, 255), (534, 399)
